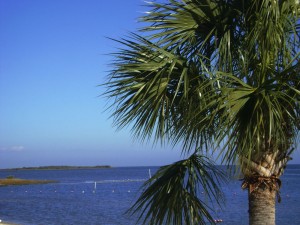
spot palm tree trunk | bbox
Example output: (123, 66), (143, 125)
(248, 184), (276, 225)
(240, 154), (289, 225)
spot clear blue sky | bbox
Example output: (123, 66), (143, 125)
(0, 0), (184, 168)
(0, 0), (299, 169)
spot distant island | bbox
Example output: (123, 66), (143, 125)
(1, 165), (112, 171)
(0, 177), (58, 186)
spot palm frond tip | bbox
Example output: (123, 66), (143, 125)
(127, 154), (227, 225)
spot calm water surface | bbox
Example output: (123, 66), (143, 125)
(0, 165), (299, 225)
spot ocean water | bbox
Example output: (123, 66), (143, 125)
(0, 165), (299, 225)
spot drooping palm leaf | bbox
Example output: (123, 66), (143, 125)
(127, 153), (227, 225)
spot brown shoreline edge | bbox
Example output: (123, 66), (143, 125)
(0, 221), (20, 225)
(0, 178), (58, 186)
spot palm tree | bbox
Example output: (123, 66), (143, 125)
(104, 0), (300, 224)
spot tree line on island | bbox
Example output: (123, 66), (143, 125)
(0, 165), (111, 186)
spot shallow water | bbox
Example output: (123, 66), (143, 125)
(0, 165), (299, 225)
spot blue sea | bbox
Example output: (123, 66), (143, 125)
(0, 165), (299, 225)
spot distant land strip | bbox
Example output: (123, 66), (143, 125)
(0, 178), (58, 186)
(0, 165), (112, 171)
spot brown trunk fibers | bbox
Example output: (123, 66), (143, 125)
(240, 154), (288, 225)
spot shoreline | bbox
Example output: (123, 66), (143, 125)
(0, 178), (58, 186)
(0, 221), (20, 225)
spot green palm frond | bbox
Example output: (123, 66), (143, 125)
(106, 34), (187, 141)
(106, 33), (217, 148)
(139, 0), (240, 71)
(127, 153), (227, 225)
(214, 70), (300, 164)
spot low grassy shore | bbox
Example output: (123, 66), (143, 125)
(0, 178), (58, 186)
(0, 221), (20, 225)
